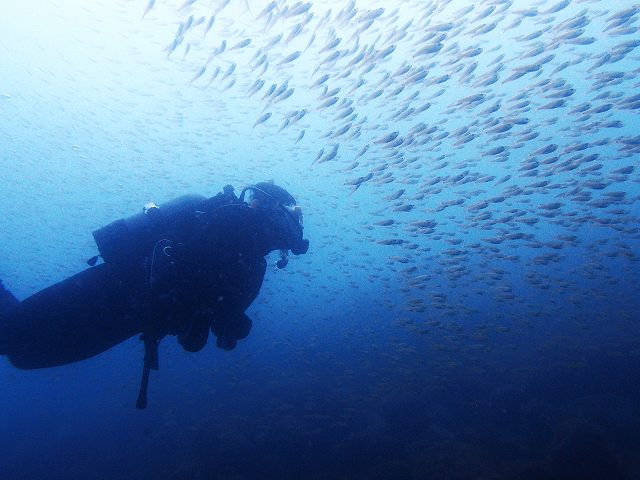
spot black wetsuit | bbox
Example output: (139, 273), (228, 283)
(0, 188), (308, 371)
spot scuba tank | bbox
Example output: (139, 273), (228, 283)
(92, 194), (207, 267)
(91, 185), (240, 268)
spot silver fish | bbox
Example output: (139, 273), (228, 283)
(279, 51), (302, 65)
(253, 112), (272, 127)
(142, 0), (155, 19)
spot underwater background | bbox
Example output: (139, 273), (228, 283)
(1, 0), (639, 478)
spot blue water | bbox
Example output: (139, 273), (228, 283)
(1, 0), (639, 478)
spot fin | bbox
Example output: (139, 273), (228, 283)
(86, 255), (100, 266)
(0, 280), (18, 356)
(0, 279), (18, 313)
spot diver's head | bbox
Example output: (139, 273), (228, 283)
(239, 181), (309, 257)
(240, 181), (297, 208)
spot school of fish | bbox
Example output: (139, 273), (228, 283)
(143, 0), (639, 336)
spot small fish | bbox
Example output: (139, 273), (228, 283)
(346, 52), (365, 68)
(377, 239), (404, 245)
(540, 99), (566, 110)
(321, 50), (341, 65)
(349, 78), (365, 94)
(474, 21), (497, 35)
(384, 189), (405, 201)
(293, 109), (308, 122)
(262, 83), (276, 99)
(343, 161), (359, 172)
(247, 79), (265, 96)
(335, 106), (355, 120)
(166, 35), (183, 56)
(393, 64), (412, 77)
(179, 0), (197, 11)
(304, 32), (317, 51)
(259, 58), (270, 76)
(312, 148), (325, 165)
(321, 37), (342, 53)
(411, 220), (437, 228)
(253, 112), (271, 127)
(251, 54), (267, 72)
(319, 148), (338, 164)
(142, 0), (155, 18)
(378, 45), (396, 59)
(532, 144), (558, 155)
(414, 42), (443, 57)
(318, 96), (339, 109)
(257, 1), (278, 20)
(215, 0), (231, 14)
(345, 172), (374, 186)
(184, 15), (194, 30)
(375, 219), (395, 226)
(287, 2), (312, 18)
(311, 74), (330, 88)
(474, 5), (495, 21)
(386, 85), (405, 99)
(231, 38), (252, 50)
(295, 130), (305, 143)
(270, 80), (289, 99)
(375, 131), (399, 144)
(207, 66), (221, 84)
(543, 0), (571, 14)
(278, 118), (290, 132)
(264, 33), (283, 49)
(355, 144), (370, 158)
(190, 65), (206, 83)
(221, 62), (236, 81)
(279, 50), (302, 65)
(546, 88), (575, 99)
(367, 89), (384, 101)
(274, 87), (295, 103)
(285, 23), (303, 44)
(519, 28), (550, 41)
(404, 70), (429, 86)
(483, 146), (506, 156)
(332, 123), (352, 138)
(203, 16), (215, 36)
(358, 8), (385, 23)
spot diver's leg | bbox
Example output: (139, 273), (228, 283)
(2, 264), (143, 369)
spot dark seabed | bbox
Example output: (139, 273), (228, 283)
(1, 0), (639, 479)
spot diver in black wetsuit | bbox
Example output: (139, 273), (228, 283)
(0, 182), (309, 408)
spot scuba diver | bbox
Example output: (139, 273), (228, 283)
(0, 182), (309, 408)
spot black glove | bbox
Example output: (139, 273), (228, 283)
(177, 313), (210, 352)
(210, 311), (253, 351)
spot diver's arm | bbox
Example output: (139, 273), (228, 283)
(239, 256), (267, 310)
